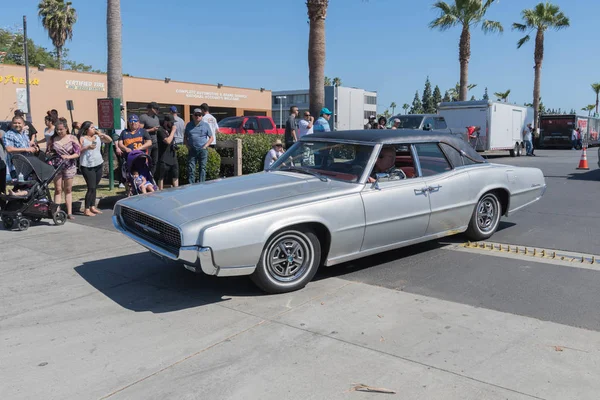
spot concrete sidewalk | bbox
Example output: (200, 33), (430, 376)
(1, 222), (599, 399)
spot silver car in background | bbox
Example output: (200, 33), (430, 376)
(113, 130), (546, 294)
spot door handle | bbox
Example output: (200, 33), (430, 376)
(427, 185), (441, 193)
(414, 188), (428, 195)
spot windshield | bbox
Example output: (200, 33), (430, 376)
(387, 115), (423, 129)
(218, 117), (243, 128)
(270, 141), (375, 183)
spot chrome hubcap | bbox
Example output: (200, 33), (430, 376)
(477, 196), (497, 233)
(266, 233), (311, 282)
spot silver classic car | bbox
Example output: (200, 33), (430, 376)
(113, 130), (546, 294)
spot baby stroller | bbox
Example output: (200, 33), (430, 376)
(122, 150), (157, 195)
(0, 154), (67, 231)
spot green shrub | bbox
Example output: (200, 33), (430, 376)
(215, 133), (279, 175)
(175, 145), (221, 183)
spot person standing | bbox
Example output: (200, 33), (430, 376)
(377, 116), (387, 129)
(571, 127), (578, 150)
(185, 109), (214, 183)
(364, 115), (376, 129)
(48, 120), (81, 220)
(113, 104), (127, 188)
(297, 111), (314, 139)
(523, 123), (533, 156)
(156, 116), (179, 190)
(284, 106), (299, 148)
(199, 103), (219, 148)
(3, 116), (38, 178)
(313, 108), (332, 132)
(41, 111), (57, 148)
(170, 106), (185, 146)
(139, 102), (161, 174)
(79, 121), (112, 217)
(0, 129), (7, 203)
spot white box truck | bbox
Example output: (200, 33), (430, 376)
(437, 100), (534, 157)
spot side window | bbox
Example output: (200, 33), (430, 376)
(414, 143), (452, 177)
(434, 117), (447, 129)
(259, 118), (274, 131)
(462, 155), (478, 166)
(393, 144), (418, 178)
(439, 143), (463, 168)
(245, 117), (259, 131)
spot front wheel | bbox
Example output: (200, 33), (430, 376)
(251, 229), (321, 294)
(465, 192), (501, 241)
(53, 210), (67, 226)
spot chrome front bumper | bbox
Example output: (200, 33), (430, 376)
(112, 215), (218, 276)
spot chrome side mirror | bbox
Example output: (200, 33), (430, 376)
(371, 172), (390, 190)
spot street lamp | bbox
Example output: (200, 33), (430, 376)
(276, 95), (287, 128)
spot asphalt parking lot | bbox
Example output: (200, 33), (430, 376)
(2, 149), (600, 399)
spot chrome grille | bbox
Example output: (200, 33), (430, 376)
(120, 207), (181, 251)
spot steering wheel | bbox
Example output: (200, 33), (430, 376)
(391, 168), (407, 180)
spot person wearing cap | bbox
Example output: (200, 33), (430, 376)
(365, 115), (377, 129)
(313, 108), (332, 133)
(13, 109), (38, 142)
(199, 103), (219, 148)
(284, 106), (299, 148)
(184, 109), (214, 183)
(139, 102), (161, 174)
(169, 106), (185, 146)
(264, 139), (285, 171)
(117, 114), (152, 156)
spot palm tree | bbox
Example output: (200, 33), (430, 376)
(402, 103), (410, 114)
(582, 105), (595, 116)
(332, 77), (342, 87)
(448, 82), (477, 101)
(513, 2), (569, 130)
(494, 89), (511, 102)
(307, 0), (328, 117)
(107, 0), (123, 103)
(37, 0), (77, 70)
(429, 0), (502, 101)
(390, 102), (397, 115)
(324, 76), (332, 86)
(591, 83), (600, 115)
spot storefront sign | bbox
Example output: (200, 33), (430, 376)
(66, 79), (105, 91)
(175, 89), (248, 101)
(0, 75), (39, 85)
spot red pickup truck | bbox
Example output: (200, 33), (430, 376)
(218, 116), (284, 135)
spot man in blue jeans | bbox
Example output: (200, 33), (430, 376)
(184, 108), (214, 183)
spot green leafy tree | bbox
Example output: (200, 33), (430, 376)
(470, 95), (476, 101)
(430, 0), (503, 101)
(422, 77), (435, 113)
(591, 83), (600, 115)
(513, 2), (570, 129)
(38, 0), (78, 69)
(569, 108), (576, 114)
(582, 104), (595, 116)
(432, 85), (443, 111)
(307, 0), (329, 117)
(410, 91), (423, 114)
(332, 77), (342, 87)
(402, 103), (410, 114)
(494, 89), (511, 102)
(483, 87), (489, 100)
(442, 91), (452, 102)
(323, 76), (332, 86)
(390, 102), (397, 115)
(448, 82), (477, 101)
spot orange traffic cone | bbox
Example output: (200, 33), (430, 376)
(577, 147), (589, 170)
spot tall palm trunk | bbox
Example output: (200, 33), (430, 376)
(56, 45), (62, 70)
(596, 93), (599, 115)
(107, 0), (123, 103)
(307, 1), (327, 119)
(459, 25), (471, 101)
(533, 29), (544, 129)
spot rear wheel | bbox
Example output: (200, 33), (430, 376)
(2, 217), (14, 230)
(251, 228), (321, 294)
(18, 219), (30, 231)
(53, 211), (67, 226)
(465, 192), (501, 241)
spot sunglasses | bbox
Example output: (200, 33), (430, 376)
(275, 144), (283, 147)
(194, 113), (202, 117)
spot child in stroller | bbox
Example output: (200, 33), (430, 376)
(123, 150), (158, 195)
(0, 154), (68, 231)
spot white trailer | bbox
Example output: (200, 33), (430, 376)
(437, 100), (534, 157)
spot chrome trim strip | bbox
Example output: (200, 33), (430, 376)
(113, 215), (179, 261)
(217, 265), (256, 277)
(506, 184), (546, 216)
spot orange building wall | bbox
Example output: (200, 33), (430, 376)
(0, 64), (272, 139)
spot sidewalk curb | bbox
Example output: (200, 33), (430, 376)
(70, 195), (125, 214)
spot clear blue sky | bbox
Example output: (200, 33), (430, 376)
(3, 0), (599, 113)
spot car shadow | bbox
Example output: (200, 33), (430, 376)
(74, 252), (264, 313)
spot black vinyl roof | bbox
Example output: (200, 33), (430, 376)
(303, 129), (486, 162)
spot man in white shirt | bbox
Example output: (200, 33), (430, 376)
(264, 139), (284, 170)
(297, 111), (314, 139)
(200, 103), (219, 147)
(523, 123), (533, 156)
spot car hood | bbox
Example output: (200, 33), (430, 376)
(115, 172), (354, 226)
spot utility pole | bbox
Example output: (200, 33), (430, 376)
(23, 15), (33, 124)
(276, 96), (287, 128)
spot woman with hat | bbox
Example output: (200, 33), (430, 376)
(264, 139), (285, 170)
